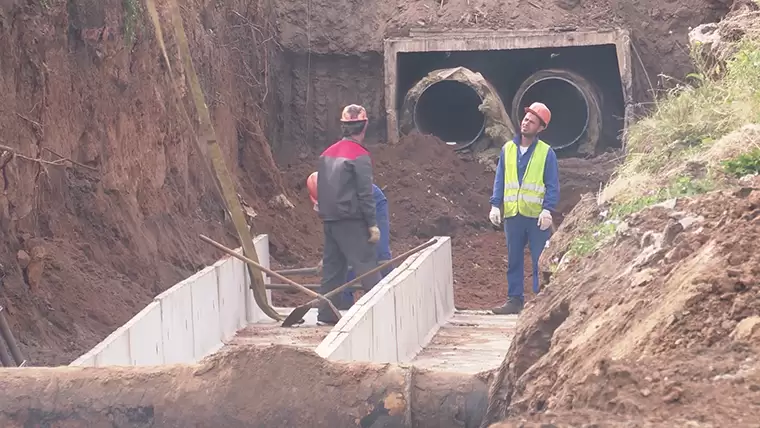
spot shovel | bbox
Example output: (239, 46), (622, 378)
(200, 234), (342, 322)
(281, 238), (438, 327)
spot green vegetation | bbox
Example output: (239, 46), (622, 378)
(722, 148), (760, 177)
(123, 0), (143, 46)
(565, 16), (760, 259)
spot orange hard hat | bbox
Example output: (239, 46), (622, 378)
(340, 104), (368, 123)
(306, 172), (318, 205)
(525, 102), (551, 127)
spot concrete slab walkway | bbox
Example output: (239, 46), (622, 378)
(228, 308), (347, 351)
(411, 310), (518, 374)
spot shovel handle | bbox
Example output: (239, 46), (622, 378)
(199, 235), (340, 314)
(312, 238), (439, 304)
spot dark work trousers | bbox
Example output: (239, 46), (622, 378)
(319, 219), (382, 322)
(504, 214), (551, 303)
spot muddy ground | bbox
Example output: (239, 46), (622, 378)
(0, 0), (733, 370)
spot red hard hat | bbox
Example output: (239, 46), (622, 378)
(306, 172), (318, 205)
(525, 102), (551, 127)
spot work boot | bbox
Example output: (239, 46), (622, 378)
(492, 297), (524, 315)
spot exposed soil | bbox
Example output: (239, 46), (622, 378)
(483, 185), (760, 426)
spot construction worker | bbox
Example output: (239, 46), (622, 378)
(314, 104), (382, 325)
(306, 172), (393, 310)
(488, 102), (560, 315)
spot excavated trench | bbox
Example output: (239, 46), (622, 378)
(387, 31), (631, 156)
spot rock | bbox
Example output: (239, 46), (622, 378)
(652, 198), (678, 210)
(16, 250), (31, 269)
(26, 245), (47, 293)
(662, 386), (683, 403)
(555, 0), (580, 10)
(631, 268), (657, 287)
(678, 215), (704, 230)
(662, 220), (684, 247)
(268, 194), (295, 210)
(640, 388), (652, 397)
(730, 316), (760, 341)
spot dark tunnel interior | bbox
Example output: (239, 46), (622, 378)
(396, 44), (625, 154)
(516, 77), (590, 149)
(414, 80), (485, 144)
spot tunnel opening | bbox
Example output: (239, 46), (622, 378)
(386, 31), (631, 157)
(513, 71), (595, 150)
(413, 80), (485, 145)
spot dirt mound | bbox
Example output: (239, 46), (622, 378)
(0, 345), (488, 427)
(484, 185), (760, 426)
(272, 133), (615, 309)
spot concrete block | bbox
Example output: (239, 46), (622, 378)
(190, 267), (222, 359)
(93, 327), (131, 366)
(127, 301), (164, 366)
(155, 277), (195, 364)
(391, 268), (420, 362)
(216, 255), (246, 340)
(69, 352), (96, 367)
(246, 235), (272, 323)
(413, 257), (439, 348)
(318, 331), (352, 361)
(367, 287), (398, 363)
(433, 237), (455, 320)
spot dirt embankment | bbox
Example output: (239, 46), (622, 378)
(0, 345), (488, 428)
(0, 0), (313, 366)
(483, 184), (760, 426)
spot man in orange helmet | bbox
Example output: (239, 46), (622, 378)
(313, 104), (383, 325)
(488, 102), (560, 315)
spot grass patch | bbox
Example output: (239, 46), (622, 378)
(722, 148), (760, 177)
(123, 0), (143, 46)
(603, 19), (760, 205)
(568, 175), (716, 258)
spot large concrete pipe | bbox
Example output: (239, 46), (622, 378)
(400, 67), (514, 152)
(0, 346), (488, 427)
(512, 69), (603, 156)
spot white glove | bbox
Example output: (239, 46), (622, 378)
(489, 206), (501, 226)
(538, 209), (553, 231)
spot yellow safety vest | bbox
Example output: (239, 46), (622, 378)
(503, 140), (550, 218)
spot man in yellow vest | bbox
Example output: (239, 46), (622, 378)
(488, 102), (560, 315)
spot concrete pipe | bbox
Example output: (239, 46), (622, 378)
(0, 346), (488, 428)
(512, 69), (602, 155)
(400, 67), (515, 152)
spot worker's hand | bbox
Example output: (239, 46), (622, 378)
(489, 206), (501, 227)
(538, 209), (553, 231)
(368, 225), (381, 244)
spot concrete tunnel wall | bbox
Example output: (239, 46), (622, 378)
(70, 235), (456, 367)
(317, 237), (454, 363)
(69, 235), (273, 367)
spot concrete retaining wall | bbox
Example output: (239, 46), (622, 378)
(70, 235), (272, 367)
(315, 237), (454, 363)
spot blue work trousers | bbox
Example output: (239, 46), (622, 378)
(504, 214), (551, 302)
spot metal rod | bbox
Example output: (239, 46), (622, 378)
(273, 267), (319, 276)
(0, 340), (13, 367)
(265, 283), (362, 291)
(199, 235), (342, 320)
(0, 306), (25, 366)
